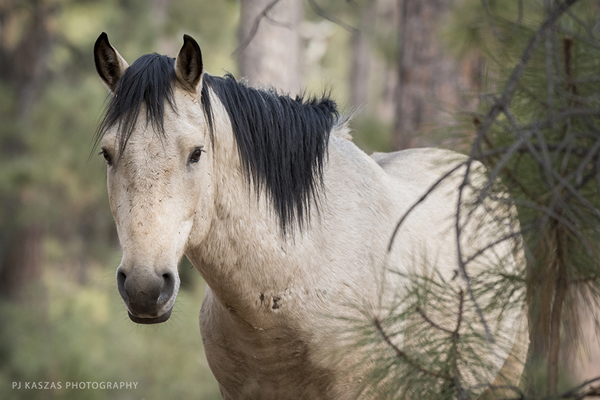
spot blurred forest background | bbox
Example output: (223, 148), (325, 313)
(0, 0), (599, 399)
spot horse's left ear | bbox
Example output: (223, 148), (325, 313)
(175, 34), (203, 93)
(94, 32), (129, 93)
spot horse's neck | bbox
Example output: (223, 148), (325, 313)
(187, 110), (318, 315)
(187, 119), (393, 323)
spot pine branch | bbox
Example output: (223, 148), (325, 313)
(305, 0), (358, 34)
(473, 0), (580, 146)
(451, 290), (466, 399)
(454, 159), (495, 346)
(373, 317), (452, 381)
(233, 0), (283, 57)
(555, 376), (600, 400)
(480, 0), (503, 40)
(416, 306), (454, 335)
(387, 161), (468, 252)
(547, 222), (568, 396)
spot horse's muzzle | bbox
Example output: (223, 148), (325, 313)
(116, 265), (178, 324)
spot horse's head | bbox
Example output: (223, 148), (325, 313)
(94, 33), (214, 324)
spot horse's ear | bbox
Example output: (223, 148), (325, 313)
(94, 32), (129, 93)
(175, 34), (203, 93)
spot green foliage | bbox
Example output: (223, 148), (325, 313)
(350, 116), (392, 153)
(344, 166), (527, 399)
(165, 0), (239, 74)
(342, 1), (600, 398)
(448, 0), (600, 396)
(0, 0), (239, 396)
(357, 277), (519, 399)
(0, 265), (220, 399)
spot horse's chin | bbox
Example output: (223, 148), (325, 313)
(127, 307), (173, 324)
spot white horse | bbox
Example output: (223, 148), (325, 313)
(94, 33), (526, 399)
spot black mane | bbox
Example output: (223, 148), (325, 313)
(96, 55), (339, 234)
(96, 53), (176, 156)
(202, 74), (338, 234)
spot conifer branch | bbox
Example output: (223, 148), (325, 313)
(387, 161), (468, 252)
(233, 0), (283, 57)
(472, 0), (580, 144)
(416, 307), (454, 335)
(373, 317), (452, 381)
(305, 0), (358, 34)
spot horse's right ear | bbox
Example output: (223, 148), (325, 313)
(175, 34), (203, 93)
(94, 32), (129, 93)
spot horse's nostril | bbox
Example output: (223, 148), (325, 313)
(158, 271), (176, 304)
(162, 272), (175, 291)
(116, 270), (129, 302)
(117, 271), (127, 287)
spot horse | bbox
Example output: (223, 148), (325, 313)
(93, 33), (526, 399)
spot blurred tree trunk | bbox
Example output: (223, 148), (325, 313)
(238, 0), (303, 95)
(393, 0), (481, 150)
(152, 0), (175, 54)
(0, 1), (56, 300)
(349, 1), (375, 111)
(0, 1), (56, 120)
(373, 0), (400, 124)
(0, 226), (44, 300)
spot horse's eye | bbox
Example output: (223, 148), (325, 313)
(189, 147), (204, 163)
(100, 149), (112, 165)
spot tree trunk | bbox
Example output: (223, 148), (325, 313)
(0, 2), (56, 300)
(153, 0), (175, 54)
(393, 0), (481, 150)
(1, 2), (56, 121)
(373, 0), (401, 123)
(238, 0), (303, 95)
(349, 1), (375, 111)
(0, 225), (45, 300)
